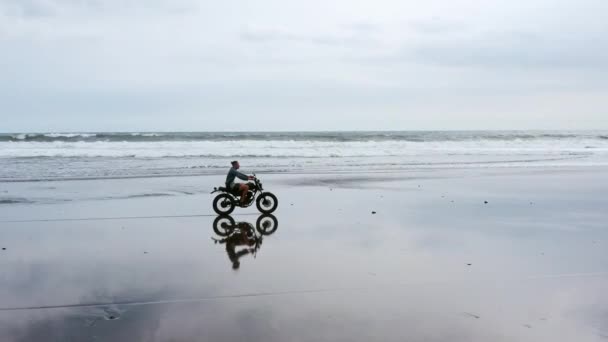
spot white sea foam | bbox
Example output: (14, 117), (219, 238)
(1, 131), (608, 181)
(1, 139), (607, 158)
(43, 133), (97, 138)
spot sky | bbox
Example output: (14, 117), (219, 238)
(1, 0), (607, 132)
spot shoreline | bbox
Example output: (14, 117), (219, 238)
(2, 162), (607, 183)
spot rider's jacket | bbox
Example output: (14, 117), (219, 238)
(226, 167), (248, 188)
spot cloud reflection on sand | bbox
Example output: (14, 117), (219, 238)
(1, 169), (607, 341)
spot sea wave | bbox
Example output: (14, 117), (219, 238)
(2, 131), (608, 143)
(1, 138), (607, 159)
(1, 131), (608, 181)
(0, 198), (34, 204)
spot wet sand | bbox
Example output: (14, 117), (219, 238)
(1, 167), (607, 341)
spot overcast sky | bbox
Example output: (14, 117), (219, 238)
(1, 0), (607, 132)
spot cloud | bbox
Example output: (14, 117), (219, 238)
(343, 21), (380, 33)
(0, 0), (198, 18)
(0, 0), (57, 18)
(240, 27), (336, 45)
(239, 25), (378, 47)
(409, 30), (608, 69)
(409, 19), (467, 34)
(0, 0), (607, 130)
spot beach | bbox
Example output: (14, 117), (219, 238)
(1, 165), (607, 341)
(2, 0), (607, 337)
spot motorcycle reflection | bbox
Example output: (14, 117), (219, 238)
(212, 214), (279, 270)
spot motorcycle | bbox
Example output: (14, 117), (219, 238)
(211, 173), (278, 215)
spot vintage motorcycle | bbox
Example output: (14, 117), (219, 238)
(211, 174), (278, 215)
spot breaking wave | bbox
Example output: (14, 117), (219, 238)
(1, 131), (607, 181)
(2, 131), (608, 143)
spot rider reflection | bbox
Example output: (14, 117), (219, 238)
(212, 215), (279, 270)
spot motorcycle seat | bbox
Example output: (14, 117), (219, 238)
(218, 186), (242, 196)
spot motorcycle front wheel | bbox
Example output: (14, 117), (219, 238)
(213, 194), (235, 215)
(256, 192), (278, 214)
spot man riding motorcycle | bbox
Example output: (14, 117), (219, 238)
(225, 161), (254, 205)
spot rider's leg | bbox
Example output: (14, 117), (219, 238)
(239, 184), (249, 204)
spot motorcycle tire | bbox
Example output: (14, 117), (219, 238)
(213, 194), (235, 215)
(256, 192), (278, 214)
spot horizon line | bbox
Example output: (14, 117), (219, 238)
(2, 128), (607, 134)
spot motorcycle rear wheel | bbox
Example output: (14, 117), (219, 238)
(213, 194), (235, 215)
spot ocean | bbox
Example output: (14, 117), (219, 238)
(1, 131), (607, 182)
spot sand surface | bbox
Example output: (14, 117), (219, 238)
(1, 167), (607, 341)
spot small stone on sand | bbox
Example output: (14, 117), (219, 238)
(463, 312), (480, 319)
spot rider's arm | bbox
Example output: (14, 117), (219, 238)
(235, 171), (249, 181)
